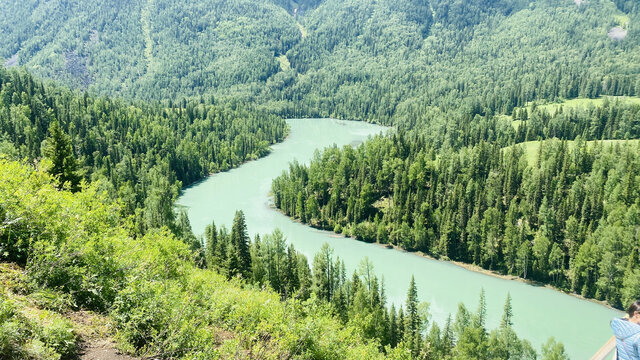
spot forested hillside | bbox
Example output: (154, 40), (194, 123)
(1, 0), (638, 123)
(273, 99), (640, 309)
(2, 0), (639, 358)
(0, 67), (287, 238)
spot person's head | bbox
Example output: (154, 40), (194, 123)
(628, 301), (640, 324)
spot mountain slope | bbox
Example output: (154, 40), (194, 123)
(0, 0), (300, 99)
(0, 0), (638, 121)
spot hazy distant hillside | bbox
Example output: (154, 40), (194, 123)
(1, 0), (638, 121)
(0, 0), (300, 98)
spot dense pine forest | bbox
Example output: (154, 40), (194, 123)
(0, 67), (286, 239)
(2, 0), (640, 359)
(0, 157), (568, 359)
(0, 56), (569, 360)
(272, 100), (640, 309)
(1, 0), (639, 122)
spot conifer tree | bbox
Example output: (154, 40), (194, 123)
(501, 293), (513, 328)
(474, 288), (487, 330)
(204, 220), (218, 268)
(405, 275), (421, 356)
(312, 243), (337, 301)
(42, 120), (81, 191)
(231, 210), (252, 279)
(389, 304), (398, 348)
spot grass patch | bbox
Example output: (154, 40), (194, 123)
(297, 23), (307, 38)
(615, 14), (630, 29)
(504, 139), (640, 165)
(511, 119), (523, 131)
(277, 55), (291, 72)
(509, 96), (640, 129)
(522, 96), (640, 117)
(1, 264), (79, 360)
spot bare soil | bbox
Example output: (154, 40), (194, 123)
(68, 311), (139, 360)
(80, 340), (137, 360)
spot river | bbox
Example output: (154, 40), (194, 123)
(177, 118), (621, 359)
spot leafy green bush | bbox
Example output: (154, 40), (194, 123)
(28, 290), (75, 314)
(0, 293), (77, 360)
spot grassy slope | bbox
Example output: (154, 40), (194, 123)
(504, 96), (640, 164)
(508, 96), (640, 129)
(530, 96), (640, 116)
(506, 139), (640, 165)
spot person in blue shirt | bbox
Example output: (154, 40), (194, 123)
(612, 301), (640, 360)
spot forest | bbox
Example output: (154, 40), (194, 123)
(0, 60), (572, 360)
(272, 99), (640, 309)
(0, 66), (286, 239)
(1, 0), (639, 123)
(1, 0), (640, 359)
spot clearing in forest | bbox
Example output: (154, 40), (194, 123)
(507, 96), (640, 129)
(504, 139), (640, 165)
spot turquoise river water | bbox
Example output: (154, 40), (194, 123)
(177, 119), (621, 359)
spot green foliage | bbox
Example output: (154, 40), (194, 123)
(1, 0), (638, 125)
(231, 210), (252, 279)
(250, 229), (310, 298)
(41, 121), (81, 192)
(3, 0), (632, 356)
(0, 158), (127, 310)
(1, 159), (397, 359)
(541, 337), (569, 360)
(274, 107), (640, 308)
(0, 292), (77, 360)
(0, 67), (287, 235)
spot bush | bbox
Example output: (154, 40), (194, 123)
(0, 295), (77, 360)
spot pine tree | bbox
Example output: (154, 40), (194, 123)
(42, 120), (81, 191)
(389, 304), (398, 347)
(143, 164), (178, 230)
(205, 220), (218, 269)
(251, 234), (266, 285)
(397, 306), (405, 343)
(501, 293), (513, 328)
(231, 210), (252, 279)
(175, 209), (204, 267)
(405, 275), (421, 356)
(441, 315), (454, 356)
(225, 242), (239, 279)
(453, 303), (470, 340)
(473, 288), (487, 330)
(312, 243), (336, 301)
(285, 244), (300, 296)
(426, 322), (441, 358)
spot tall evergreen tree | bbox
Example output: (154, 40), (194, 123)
(312, 243), (337, 301)
(231, 210), (252, 279)
(501, 293), (513, 328)
(42, 120), (81, 191)
(204, 220), (218, 268)
(405, 275), (421, 356)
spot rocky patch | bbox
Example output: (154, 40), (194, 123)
(608, 26), (628, 41)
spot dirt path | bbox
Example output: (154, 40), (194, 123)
(68, 311), (139, 360)
(80, 340), (138, 360)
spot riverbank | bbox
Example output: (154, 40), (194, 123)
(273, 203), (619, 312)
(372, 238), (619, 312)
(389, 243), (618, 310)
